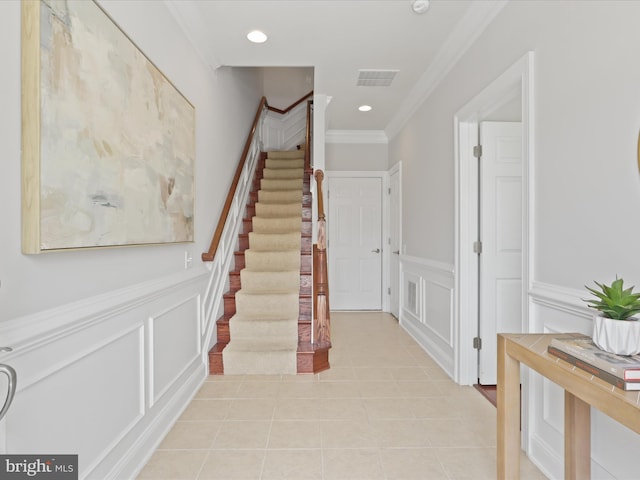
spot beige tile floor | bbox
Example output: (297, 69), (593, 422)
(137, 312), (546, 479)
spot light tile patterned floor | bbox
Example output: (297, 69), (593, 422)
(137, 312), (546, 479)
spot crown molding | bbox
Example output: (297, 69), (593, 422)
(325, 130), (388, 144)
(164, 0), (222, 72)
(385, 0), (509, 140)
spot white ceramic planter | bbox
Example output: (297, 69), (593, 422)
(592, 314), (640, 356)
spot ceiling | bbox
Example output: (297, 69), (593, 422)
(165, 0), (507, 137)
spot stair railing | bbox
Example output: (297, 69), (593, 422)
(304, 98), (313, 170)
(200, 97), (268, 352)
(313, 169), (331, 346)
(266, 90), (313, 115)
(202, 96), (267, 263)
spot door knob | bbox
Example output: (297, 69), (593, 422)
(392, 250), (400, 255)
(371, 248), (381, 253)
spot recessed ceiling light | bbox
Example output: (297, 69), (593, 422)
(358, 105), (372, 112)
(247, 30), (268, 44)
(411, 0), (430, 14)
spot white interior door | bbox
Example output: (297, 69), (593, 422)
(328, 176), (382, 310)
(389, 168), (401, 319)
(478, 121), (523, 385)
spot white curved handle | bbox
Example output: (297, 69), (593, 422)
(0, 357), (17, 422)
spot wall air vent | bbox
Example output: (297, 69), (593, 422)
(356, 69), (399, 87)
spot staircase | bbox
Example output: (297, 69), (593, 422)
(209, 149), (326, 374)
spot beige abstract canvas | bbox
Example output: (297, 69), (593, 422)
(22, 0), (195, 253)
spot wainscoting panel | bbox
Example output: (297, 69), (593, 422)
(262, 102), (307, 152)
(149, 294), (201, 407)
(0, 268), (209, 480)
(399, 255), (455, 377)
(528, 281), (640, 480)
(424, 280), (453, 344)
(6, 327), (144, 475)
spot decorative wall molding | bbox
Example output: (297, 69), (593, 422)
(385, 0), (509, 139)
(399, 255), (455, 377)
(526, 280), (640, 480)
(529, 281), (591, 319)
(0, 269), (208, 479)
(148, 294), (201, 407)
(0, 267), (208, 349)
(263, 101), (307, 152)
(108, 366), (203, 480)
(400, 254), (455, 276)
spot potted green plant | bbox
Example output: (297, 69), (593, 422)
(584, 277), (640, 355)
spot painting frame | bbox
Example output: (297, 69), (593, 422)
(21, 0), (195, 254)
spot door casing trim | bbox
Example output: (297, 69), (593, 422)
(325, 170), (389, 311)
(388, 162), (402, 319)
(453, 53), (534, 450)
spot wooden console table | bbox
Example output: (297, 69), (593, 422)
(498, 333), (640, 479)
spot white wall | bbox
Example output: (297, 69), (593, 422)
(0, 0), (262, 477)
(390, 1), (640, 478)
(263, 67), (314, 110)
(325, 143), (389, 171)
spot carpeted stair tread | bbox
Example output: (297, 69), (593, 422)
(258, 190), (303, 204)
(234, 291), (299, 318)
(252, 216), (302, 234)
(260, 178), (303, 191)
(266, 158), (304, 170)
(255, 202), (303, 218)
(248, 231), (301, 251)
(229, 315), (298, 340)
(263, 168), (304, 179)
(222, 149), (305, 375)
(266, 150), (305, 160)
(240, 270), (300, 292)
(244, 250), (301, 271)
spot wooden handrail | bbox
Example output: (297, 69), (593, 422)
(267, 90), (313, 115)
(202, 96), (267, 262)
(313, 169), (330, 347)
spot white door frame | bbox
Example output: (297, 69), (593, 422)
(325, 170), (389, 312)
(388, 162), (402, 319)
(454, 52), (534, 388)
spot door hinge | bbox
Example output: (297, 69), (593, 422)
(473, 337), (482, 350)
(473, 145), (482, 158)
(473, 240), (483, 254)
(388, 287), (391, 295)
(388, 187), (391, 195)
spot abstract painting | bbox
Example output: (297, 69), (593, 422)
(22, 0), (195, 253)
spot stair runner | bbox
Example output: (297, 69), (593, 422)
(221, 150), (305, 374)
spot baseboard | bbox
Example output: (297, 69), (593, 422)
(401, 314), (454, 378)
(106, 363), (206, 480)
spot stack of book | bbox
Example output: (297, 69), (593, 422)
(547, 333), (640, 391)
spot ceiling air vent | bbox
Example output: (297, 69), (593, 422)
(356, 69), (399, 87)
